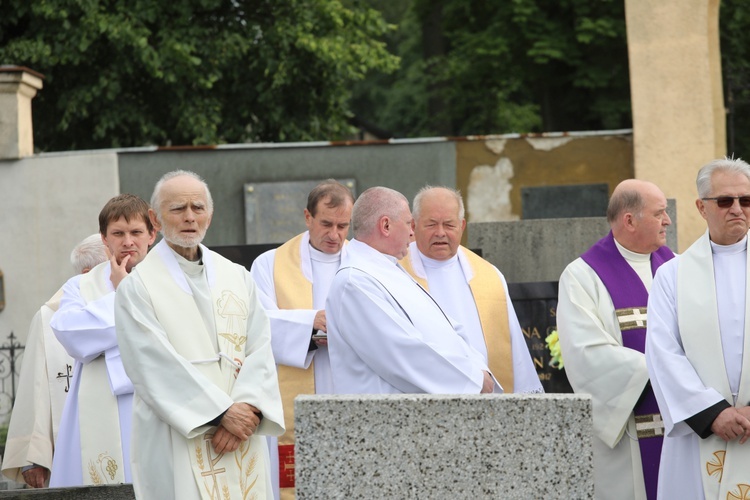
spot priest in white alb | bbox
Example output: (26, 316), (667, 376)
(115, 170), (284, 500)
(2, 234), (106, 488)
(557, 179), (674, 500)
(49, 195), (157, 487)
(327, 186), (498, 395)
(250, 180), (353, 500)
(400, 186), (542, 394)
(647, 157), (750, 499)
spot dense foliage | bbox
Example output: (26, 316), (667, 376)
(353, 0), (750, 159)
(351, 0), (631, 138)
(0, 0), (399, 150)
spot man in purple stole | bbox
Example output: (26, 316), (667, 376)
(557, 179), (674, 500)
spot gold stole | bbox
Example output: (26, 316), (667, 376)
(272, 233), (315, 498)
(678, 231), (750, 499)
(400, 246), (514, 392)
(78, 263), (126, 485)
(137, 247), (265, 500)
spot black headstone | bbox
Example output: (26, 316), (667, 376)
(508, 281), (572, 393)
(521, 183), (609, 219)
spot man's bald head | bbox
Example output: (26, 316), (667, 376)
(607, 179), (671, 254)
(352, 187), (413, 259)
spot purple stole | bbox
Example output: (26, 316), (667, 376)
(581, 231), (674, 500)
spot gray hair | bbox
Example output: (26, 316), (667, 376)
(412, 185), (465, 221)
(150, 170), (214, 218)
(352, 187), (408, 239)
(307, 179), (355, 216)
(696, 157), (750, 198)
(606, 189), (644, 224)
(70, 233), (107, 274)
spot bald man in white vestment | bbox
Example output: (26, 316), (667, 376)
(557, 179), (674, 500)
(647, 158), (750, 499)
(400, 186), (542, 394)
(116, 170), (284, 500)
(2, 234), (106, 488)
(250, 180), (353, 500)
(327, 186), (497, 395)
(49, 195), (156, 487)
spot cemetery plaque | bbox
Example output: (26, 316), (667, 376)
(522, 183), (609, 219)
(508, 281), (573, 393)
(244, 179), (357, 245)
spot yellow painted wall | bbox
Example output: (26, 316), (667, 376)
(455, 134), (634, 223)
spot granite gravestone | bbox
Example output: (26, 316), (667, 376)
(244, 179), (356, 245)
(522, 183), (609, 219)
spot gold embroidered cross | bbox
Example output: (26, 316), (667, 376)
(706, 450), (725, 482)
(201, 435), (226, 498)
(728, 484), (750, 500)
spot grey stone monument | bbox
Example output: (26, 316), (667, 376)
(295, 394), (593, 499)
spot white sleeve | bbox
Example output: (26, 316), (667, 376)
(557, 260), (649, 447)
(250, 250), (317, 368)
(50, 275), (117, 363)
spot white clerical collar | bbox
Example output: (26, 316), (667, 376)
(419, 249), (459, 269)
(308, 244), (341, 263)
(710, 235), (748, 255)
(614, 238), (651, 263)
(169, 246), (204, 276)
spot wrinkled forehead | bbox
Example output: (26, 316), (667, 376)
(160, 177), (209, 206)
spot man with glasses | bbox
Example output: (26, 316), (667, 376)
(647, 157), (750, 498)
(250, 180), (354, 500)
(557, 179), (674, 500)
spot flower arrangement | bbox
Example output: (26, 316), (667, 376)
(545, 329), (564, 370)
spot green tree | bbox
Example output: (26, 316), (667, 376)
(0, 0), (399, 150)
(721, 0), (750, 159)
(352, 0), (631, 138)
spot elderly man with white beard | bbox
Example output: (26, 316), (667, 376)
(115, 170), (284, 500)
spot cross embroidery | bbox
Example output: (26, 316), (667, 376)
(56, 364), (73, 393)
(201, 435), (226, 498)
(616, 308), (648, 331)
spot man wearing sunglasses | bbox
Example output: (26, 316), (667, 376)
(557, 179), (674, 500)
(647, 157), (750, 499)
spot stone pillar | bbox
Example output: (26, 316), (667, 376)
(0, 66), (44, 160)
(626, 0), (724, 250)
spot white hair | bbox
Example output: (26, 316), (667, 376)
(150, 170), (214, 222)
(352, 187), (408, 238)
(70, 234), (107, 274)
(696, 157), (750, 198)
(412, 185), (465, 221)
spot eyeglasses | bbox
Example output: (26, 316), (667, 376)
(701, 196), (750, 208)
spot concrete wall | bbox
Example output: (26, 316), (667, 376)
(0, 152), (118, 357)
(117, 141), (457, 246)
(0, 131), (663, 351)
(468, 201), (678, 284)
(456, 132), (634, 224)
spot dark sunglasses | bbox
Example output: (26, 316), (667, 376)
(702, 196), (750, 208)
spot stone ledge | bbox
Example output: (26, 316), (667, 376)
(295, 394), (593, 499)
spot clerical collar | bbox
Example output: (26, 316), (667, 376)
(169, 246), (204, 275)
(419, 249), (459, 269)
(710, 235), (748, 255)
(308, 244), (341, 263)
(613, 238), (650, 263)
